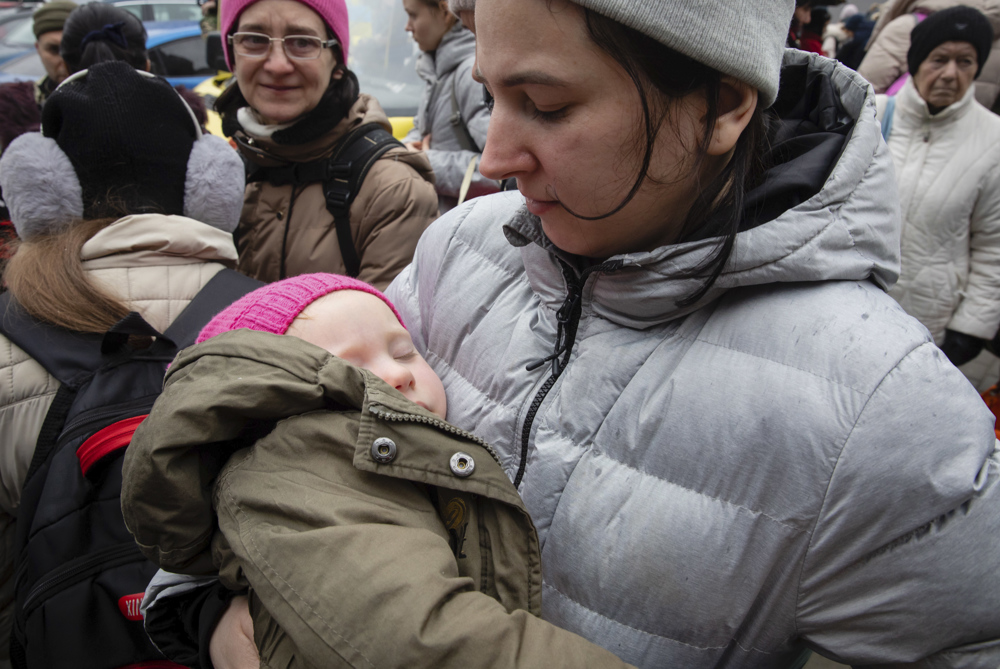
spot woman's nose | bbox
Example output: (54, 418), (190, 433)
(479, 105), (535, 182)
(263, 43), (295, 73)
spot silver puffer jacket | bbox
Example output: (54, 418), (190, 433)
(388, 51), (1000, 668)
(404, 23), (499, 212)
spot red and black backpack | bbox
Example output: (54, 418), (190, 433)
(0, 268), (260, 669)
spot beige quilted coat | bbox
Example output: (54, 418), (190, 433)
(0, 214), (237, 669)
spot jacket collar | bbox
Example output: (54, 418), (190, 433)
(503, 51), (901, 329)
(167, 330), (521, 506)
(897, 76), (977, 123)
(235, 93), (391, 165)
(80, 214), (238, 269)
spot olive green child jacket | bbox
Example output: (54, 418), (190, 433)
(121, 330), (631, 669)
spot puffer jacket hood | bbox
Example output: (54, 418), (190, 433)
(387, 50), (1000, 667)
(122, 330), (519, 576)
(503, 51), (900, 328)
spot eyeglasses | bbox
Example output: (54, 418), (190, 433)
(228, 32), (338, 61)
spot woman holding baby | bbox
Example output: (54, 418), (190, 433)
(130, 0), (1000, 667)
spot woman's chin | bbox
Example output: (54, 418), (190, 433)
(254, 101), (310, 125)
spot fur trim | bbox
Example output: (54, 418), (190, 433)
(0, 133), (83, 239)
(183, 134), (245, 233)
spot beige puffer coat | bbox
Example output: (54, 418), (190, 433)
(858, 0), (1000, 108)
(233, 95), (439, 289)
(0, 214), (238, 669)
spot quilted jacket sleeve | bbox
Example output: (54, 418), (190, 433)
(796, 342), (1000, 668)
(422, 59), (500, 201)
(0, 334), (59, 669)
(948, 160), (1000, 340)
(857, 16), (915, 94)
(353, 157), (440, 291)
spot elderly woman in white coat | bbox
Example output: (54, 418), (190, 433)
(878, 6), (1000, 380)
(402, 0), (498, 212)
(859, 0), (1000, 107)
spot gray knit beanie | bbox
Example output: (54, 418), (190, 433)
(450, 0), (475, 11)
(571, 0), (794, 107)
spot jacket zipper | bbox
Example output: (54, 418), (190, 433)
(367, 405), (504, 467)
(20, 542), (146, 620)
(514, 258), (624, 488)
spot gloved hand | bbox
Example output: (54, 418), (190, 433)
(941, 329), (987, 366)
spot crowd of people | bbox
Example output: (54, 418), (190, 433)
(0, 0), (999, 668)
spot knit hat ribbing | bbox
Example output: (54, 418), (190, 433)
(33, 1), (77, 38)
(196, 273), (405, 344)
(569, 0), (793, 108)
(907, 6), (994, 77)
(42, 60), (196, 219)
(219, 0), (349, 69)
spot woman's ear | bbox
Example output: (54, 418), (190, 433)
(707, 78), (757, 157)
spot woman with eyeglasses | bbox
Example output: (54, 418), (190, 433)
(216, 0), (439, 288)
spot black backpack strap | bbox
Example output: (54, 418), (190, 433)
(323, 123), (404, 278)
(21, 384), (76, 489)
(163, 268), (264, 348)
(0, 292), (104, 388)
(241, 125), (402, 279)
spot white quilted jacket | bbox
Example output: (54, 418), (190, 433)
(884, 79), (1000, 343)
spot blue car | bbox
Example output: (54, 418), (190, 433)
(0, 20), (215, 87)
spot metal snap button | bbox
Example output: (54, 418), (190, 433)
(450, 452), (475, 478)
(371, 438), (397, 464)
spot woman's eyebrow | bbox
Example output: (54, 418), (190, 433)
(485, 70), (570, 89)
(286, 24), (321, 35)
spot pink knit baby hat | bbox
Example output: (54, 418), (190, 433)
(196, 273), (404, 344)
(220, 0), (350, 69)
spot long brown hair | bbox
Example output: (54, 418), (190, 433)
(4, 218), (132, 333)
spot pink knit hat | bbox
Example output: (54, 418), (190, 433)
(220, 0), (350, 69)
(196, 273), (404, 344)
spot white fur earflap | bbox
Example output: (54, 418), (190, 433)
(183, 134), (245, 233)
(0, 133), (84, 240)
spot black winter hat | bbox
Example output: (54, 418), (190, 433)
(907, 6), (994, 77)
(41, 60), (197, 219)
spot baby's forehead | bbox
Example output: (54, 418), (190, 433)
(292, 290), (406, 339)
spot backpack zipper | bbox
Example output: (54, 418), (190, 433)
(20, 542), (146, 620)
(514, 258), (624, 488)
(76, 415), (147, 476)
(368, 405), (503, 468)
(58, 395), (156, 449)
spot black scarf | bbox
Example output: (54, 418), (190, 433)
(217, 69), (360, 145)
